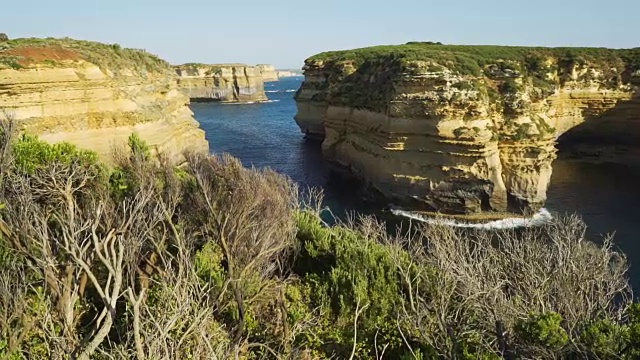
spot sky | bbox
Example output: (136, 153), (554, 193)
(3, 0), (639, 69)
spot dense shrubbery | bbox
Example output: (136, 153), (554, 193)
(309, 42), (640, 75)
(0, 111), (638, 359)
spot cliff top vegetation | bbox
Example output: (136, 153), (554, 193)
(308, 42), (640, 76)
(0, 37), (170, 74)
(175, 63), (251, 70)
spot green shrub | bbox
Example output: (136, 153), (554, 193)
(515, 312), (569, 349)
(12, 134), (99, 174)
(580, 318), (628, 357)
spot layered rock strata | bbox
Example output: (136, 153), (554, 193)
(258, 64), (279, 82)
(0, 38), (208, 162)
(295, 43), (640, 214)
(175, 64), (268, 102)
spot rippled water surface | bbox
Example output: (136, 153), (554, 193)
(192, 76), (640, 288)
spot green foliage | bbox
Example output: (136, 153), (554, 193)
(127, 132), (151, 161)
(195, 241), (226, 289)
(580, 318), (628, 357)
(293, 211), (418, 357)
(305, 43), (640, 111)
(515, 312), (569, 349)
(12, 134), (99, 174)
(309, 43), (640, 75)
(0, 37), (170, 75)
(109, 133), (152, 197)
(624, 303), (640, 358)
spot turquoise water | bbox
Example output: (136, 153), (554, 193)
(191, 76), (640, 288)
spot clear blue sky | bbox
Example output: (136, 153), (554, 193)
(3, 0), (638, 69)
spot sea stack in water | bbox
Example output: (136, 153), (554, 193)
(0, 37), (208, 162)
(175, 64), (268, 103)
(294, 43), (640, 215)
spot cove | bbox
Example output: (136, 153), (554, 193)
(193, 76), (640, 289)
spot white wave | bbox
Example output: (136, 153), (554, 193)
(219, 100), (280, 105)
(265, 89), (297, 93)
(390, 208), (553, 230)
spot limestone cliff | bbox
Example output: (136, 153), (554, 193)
(175, 63), (268, 102)
(295, 43), (640, 215)
(258, 64), (279, 82)
(277, 70), (302, 78)
(0, 38), (209, 162)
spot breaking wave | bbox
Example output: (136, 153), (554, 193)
(390, 208), (553, 229)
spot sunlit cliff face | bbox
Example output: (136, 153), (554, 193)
(295, 45), (640, 215)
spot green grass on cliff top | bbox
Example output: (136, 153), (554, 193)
(0, 37), (171, 74)
(308, 42), (640, 75)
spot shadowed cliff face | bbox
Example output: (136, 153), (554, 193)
(0, 38), (209, 162)
(294, 44), (640, 215)
(175, 64), (269, 103)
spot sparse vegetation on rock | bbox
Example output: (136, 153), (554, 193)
(0, 37), (169, 74)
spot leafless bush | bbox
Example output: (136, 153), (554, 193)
(386, 215), (631, 358)
(184, 152), (299, 350)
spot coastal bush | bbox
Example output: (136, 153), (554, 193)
(0, 113), (636, 359)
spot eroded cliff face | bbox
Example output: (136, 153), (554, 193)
(295, 44), (640, 214)
(0, 38), (208, 162)
(257, 64), (279, 82)
(175, 64), (268, 103)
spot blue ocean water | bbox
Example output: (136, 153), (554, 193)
(191, 77), (382, 219)
(191, 76), (640, 287)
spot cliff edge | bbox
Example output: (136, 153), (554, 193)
(295, 43), (640, 215)
(0, 37), (209, 161)
(175, 63), (268, 103)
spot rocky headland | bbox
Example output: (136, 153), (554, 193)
(175, 63), (270, 103)
(0, 37), (208, 162)
(294, 42), (640, 215)
(257, 64), (279, 82)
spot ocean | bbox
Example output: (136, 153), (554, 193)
(191, 76), (640, 288)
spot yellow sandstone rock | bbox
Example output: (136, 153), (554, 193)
(0, 38), (209, 162)
(295, 44), (640, 214)
(175, 63), (269, 102)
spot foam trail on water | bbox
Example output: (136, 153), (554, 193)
(265, 89), (297, 93)
(390, 208), (553, 229)
(219, 100), (281, 105)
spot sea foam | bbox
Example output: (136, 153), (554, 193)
(390, 208), (553, 229)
